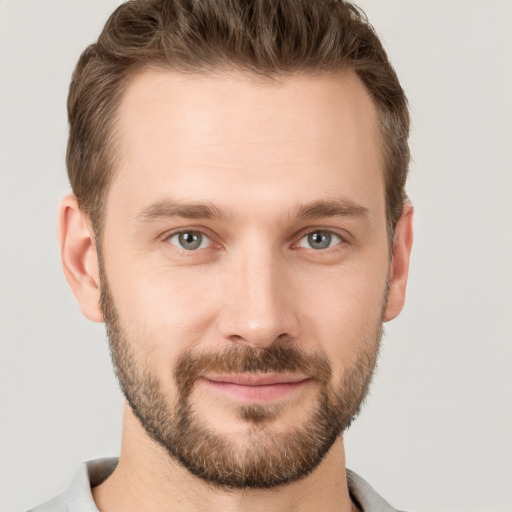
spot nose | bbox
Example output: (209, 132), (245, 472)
(218, 245), (299, 349)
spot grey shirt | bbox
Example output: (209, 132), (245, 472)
(29, 458), (404, 512)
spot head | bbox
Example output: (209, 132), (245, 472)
(60, 0), (413, 491)
(67, 0), (409, 241)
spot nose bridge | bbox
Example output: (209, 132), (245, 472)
(219, 236), (297, 347)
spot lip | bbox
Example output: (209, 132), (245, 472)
(201, 373), (311, 402)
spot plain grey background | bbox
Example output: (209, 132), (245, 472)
(1, 1), (511, 511)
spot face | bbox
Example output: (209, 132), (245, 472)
(98, 70), (394, 488)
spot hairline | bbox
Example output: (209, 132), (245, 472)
(91, 63), (399, 245)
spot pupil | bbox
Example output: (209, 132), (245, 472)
(180, 232), (201, 249)
(309, 232), (331, 249)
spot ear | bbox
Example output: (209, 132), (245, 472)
(384, 203), (414, 322)
(58, 195), (103, 322)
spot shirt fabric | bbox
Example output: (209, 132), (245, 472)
(28, 458), (404, 512)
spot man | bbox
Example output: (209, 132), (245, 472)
(31, 0), (413, 510)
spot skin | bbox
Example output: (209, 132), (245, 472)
(59, 69), (413, 512)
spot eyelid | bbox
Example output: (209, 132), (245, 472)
(167, 231), (211, 250)
(159, 225), (349, 252)
(292, 227), (348, 250)
(162, 226), (221, 250)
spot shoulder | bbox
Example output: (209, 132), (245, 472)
(26, 458), (118, 512)
(347, 469), (408, 512)
(27, 492), (67, 512)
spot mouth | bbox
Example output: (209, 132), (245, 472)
(201, 373), (311, 402)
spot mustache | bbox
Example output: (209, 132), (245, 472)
(174, 343), (332, 395)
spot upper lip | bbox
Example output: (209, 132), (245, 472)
(204, 374), (310, 386)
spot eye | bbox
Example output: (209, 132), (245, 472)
(167, 231), (211, 251)
(297, 230), (342, 250)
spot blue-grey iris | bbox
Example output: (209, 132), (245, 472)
(308, 232), (332, 250)
(179, 232), (203, 250)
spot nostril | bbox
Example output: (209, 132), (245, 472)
(227, 331), (295, 350)
(275, 333), (293, 343)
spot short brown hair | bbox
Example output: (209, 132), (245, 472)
(67, 0), (410, 238)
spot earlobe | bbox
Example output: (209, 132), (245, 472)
(58, 195), (103, 323)
(384, 203), (414, 322)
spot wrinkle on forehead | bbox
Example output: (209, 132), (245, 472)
(114, 68), (381, 171)
(105, 68), (385, 237)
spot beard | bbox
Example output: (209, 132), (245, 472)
(99, 265), (384, 490)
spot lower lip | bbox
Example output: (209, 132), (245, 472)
(201, 378), (311, 402)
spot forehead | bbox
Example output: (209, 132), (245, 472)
(108, 69), (384, 222)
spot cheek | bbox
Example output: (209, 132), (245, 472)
(296, 263), (388, 367)
(107, 263), (224, 365)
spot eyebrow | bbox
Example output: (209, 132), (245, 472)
(295, 199), (369, 220)
(136, 198), (369, 223)
(136, 200), (228, 222)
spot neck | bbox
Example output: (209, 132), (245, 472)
(93, 403), (356, 512)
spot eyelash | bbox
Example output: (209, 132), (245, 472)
(164, 228), (347, 253)
(294, 230), (344, 251)
(167, 231), (212, 251)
